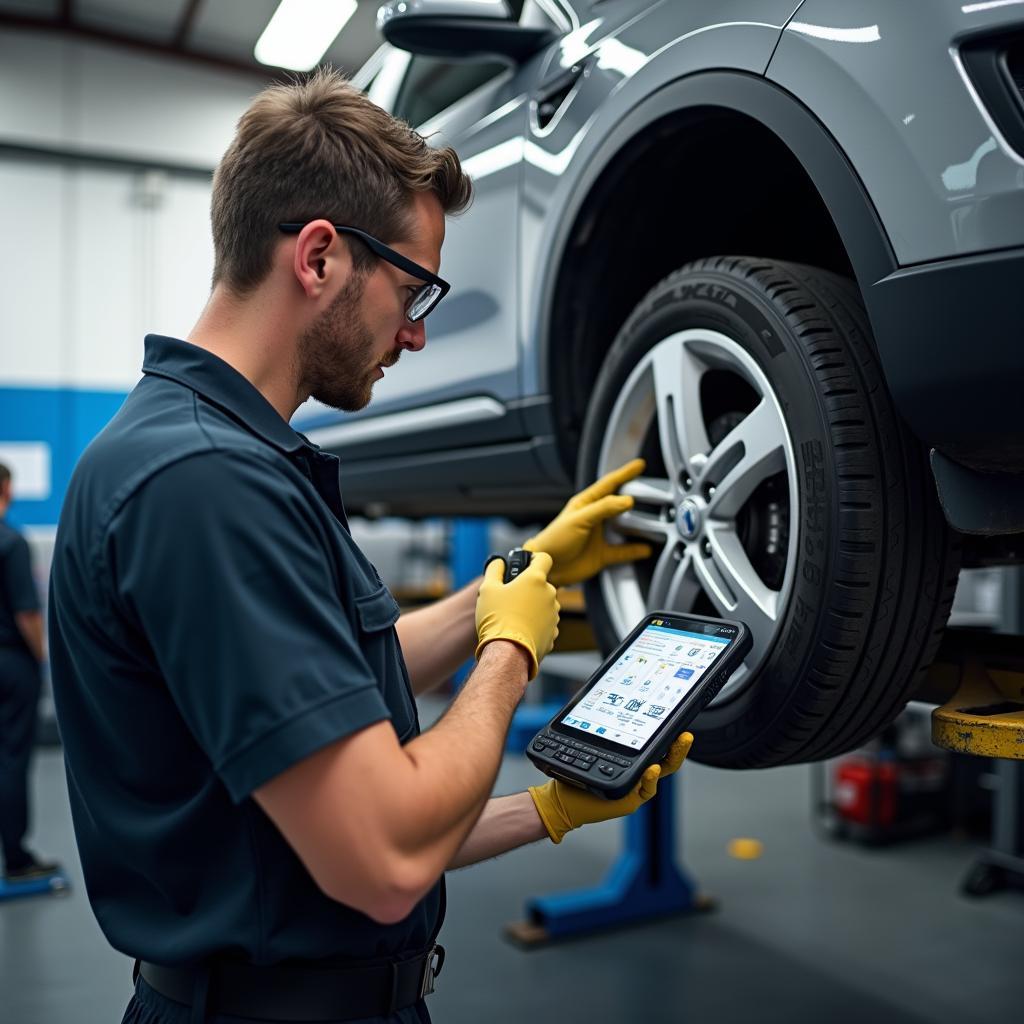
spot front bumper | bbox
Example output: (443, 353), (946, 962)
(866, 246), (1024, 475)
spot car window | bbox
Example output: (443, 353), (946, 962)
(390, 0), (535, 128)
(393, 57), (508, 127)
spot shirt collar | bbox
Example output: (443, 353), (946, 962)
(142, 335), (309, 455)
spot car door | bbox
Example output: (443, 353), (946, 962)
(296, 3), (565, 446)
(381, 52), (528, 413)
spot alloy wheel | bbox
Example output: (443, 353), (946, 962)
(597, 328), (800, 701)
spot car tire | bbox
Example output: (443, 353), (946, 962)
(578, 257), (960, 768)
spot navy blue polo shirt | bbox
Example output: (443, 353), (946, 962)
(48, 335), (443, 967)
(0, 516), (41, 654)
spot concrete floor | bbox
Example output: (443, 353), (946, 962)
(2, 741), (1021, 1024)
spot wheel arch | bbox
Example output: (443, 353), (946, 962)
(538, 71), (898, 473)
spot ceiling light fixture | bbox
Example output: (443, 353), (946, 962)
(255, 0), (357, 72)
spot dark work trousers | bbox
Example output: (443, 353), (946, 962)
(0, 647), (42, 873)
(122, 977), (433, 1024)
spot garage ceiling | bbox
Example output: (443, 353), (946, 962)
(0, 0), (385, 79)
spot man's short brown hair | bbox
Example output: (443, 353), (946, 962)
(211, 68), (473, 294)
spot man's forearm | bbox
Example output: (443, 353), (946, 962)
(254, 639), (533, 923)
(396, 577), (480, 695)
(447, 792), (549, 870)
(14, 611), (44, 663)
(390, 640), (532, 879)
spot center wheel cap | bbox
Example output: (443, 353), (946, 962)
(676, 497), (703, 540)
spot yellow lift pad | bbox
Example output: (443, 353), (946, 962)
(924, 632), (1024, 760)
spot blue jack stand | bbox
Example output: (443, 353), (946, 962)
(0, 870), (71, 902)
(505, 776), (714, 946)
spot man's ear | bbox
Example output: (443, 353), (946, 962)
(291, 220), (352, 299)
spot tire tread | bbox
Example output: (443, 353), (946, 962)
(584, 255), (960, 768)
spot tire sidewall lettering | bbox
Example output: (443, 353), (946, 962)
(577, 261), (951, 767)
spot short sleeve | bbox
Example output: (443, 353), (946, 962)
(3, 534), (40, 614)
(108, 449), (391, 802)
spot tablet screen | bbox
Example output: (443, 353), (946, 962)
(558, 622), (732, 751)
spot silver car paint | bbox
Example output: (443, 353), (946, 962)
(306, 0), (1023, 449)
(518, 0), (806, 395)
(768, 0), (1024, 264)
(328, 0), (805, 420)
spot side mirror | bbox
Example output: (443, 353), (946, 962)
(377, 0), (556, 64)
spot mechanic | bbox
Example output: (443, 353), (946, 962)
(0, 463), (61, 884)
(48, 70), (692, 1024)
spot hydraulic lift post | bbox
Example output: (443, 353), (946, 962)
(929, 475), (1024, 893)
(504, 774), (709, 946)
(449, 518), (492, 687)
(926, 568), (1024, 896)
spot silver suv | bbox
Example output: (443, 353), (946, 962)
(298, 1), (1024, 769)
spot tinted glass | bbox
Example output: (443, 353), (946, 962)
(394, 56), (507, 127)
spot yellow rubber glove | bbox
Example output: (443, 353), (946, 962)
(523, 458), (653, 587)
(475, 551), (559, 680)
(528, 733), (693, 843)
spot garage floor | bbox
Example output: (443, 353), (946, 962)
(3, 732), (1020, 1024)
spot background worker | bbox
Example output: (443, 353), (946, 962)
(0, 463), (61, 884)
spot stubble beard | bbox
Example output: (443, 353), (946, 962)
(298, 273), (397, 413)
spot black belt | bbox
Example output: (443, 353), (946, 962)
(135, 944), (444, 1022)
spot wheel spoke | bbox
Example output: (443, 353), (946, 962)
(601, 566), (648, 636)
(649, 543), (700, 611)
(651, 341), (710, 483)
(693, 525), (779, 659)
(621, 475), (674, 508)
(598, 327), (798, 695)
(612, 508), (673, 543)
(704, 399), (788, 520)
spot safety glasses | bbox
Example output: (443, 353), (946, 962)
(278, 222), (450, 322)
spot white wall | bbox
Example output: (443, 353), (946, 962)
(0, 161), (217, 390)
(0, 28), (265, 167)
(0, 28), (271, 525)
(0, 28), (270, 392)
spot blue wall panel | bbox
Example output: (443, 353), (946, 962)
(0, 386), (129, 527)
